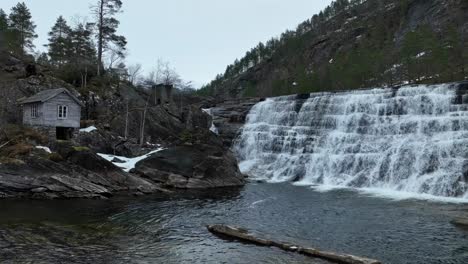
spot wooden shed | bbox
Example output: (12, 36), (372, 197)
(19, 88), (83, 140)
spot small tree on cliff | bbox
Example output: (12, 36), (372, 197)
(91, 0), (127, 76)
(8, 2), (37, 55)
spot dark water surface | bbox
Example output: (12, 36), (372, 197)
(1, 183), (468, 264)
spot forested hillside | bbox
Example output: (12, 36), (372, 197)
(198, 0), (468, 98)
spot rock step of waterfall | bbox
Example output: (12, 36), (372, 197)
(234, 83), (468, 199)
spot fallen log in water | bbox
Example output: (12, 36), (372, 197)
(451, 217), (468, 229)
(207, 225), (381, 264)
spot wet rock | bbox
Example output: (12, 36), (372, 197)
(111, 157), (125, 163)
(210, 98), (263, 146)
(133, 143), (245, 189)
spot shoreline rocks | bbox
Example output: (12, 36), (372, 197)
(0, 148), (161, 200)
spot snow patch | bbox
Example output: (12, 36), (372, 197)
(80, 126), (97, 133)
(98, 148), (165, 172)
(415, 52), (426, 58)
(36, 146), (51, 153)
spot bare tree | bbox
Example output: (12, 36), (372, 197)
(124, 99), (129, 139)
(127, 63), (142, 85)
(144, 58), (181, 86)
(106, 46), (126, 70)
(139, 94), (151, 146)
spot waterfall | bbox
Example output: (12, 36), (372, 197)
(202, 108), (219, 134)
(234, 84), (468, 199)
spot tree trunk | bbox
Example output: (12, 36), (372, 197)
(97, 0), (104, 76)
(139, 96), (150, 146)
(207, 225), (381, 264)
(124, 100), (129, 139)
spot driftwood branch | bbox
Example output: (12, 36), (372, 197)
(207, 225), (380, 264)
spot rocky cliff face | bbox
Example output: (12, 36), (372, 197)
(0, 51), (245, 199)
(210, 98), (263, 146)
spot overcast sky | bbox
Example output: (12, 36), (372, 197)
(1, 0), (332, 87)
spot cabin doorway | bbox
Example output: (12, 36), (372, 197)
(56, 127), (73, 140)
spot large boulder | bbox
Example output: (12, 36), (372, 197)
(133, 143), (245, 189)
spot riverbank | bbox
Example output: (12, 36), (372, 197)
(1, 183), (467, 264)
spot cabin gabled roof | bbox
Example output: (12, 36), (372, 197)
(18, 88), (84, 107)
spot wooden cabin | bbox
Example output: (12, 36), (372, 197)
(19, 88), (83, 140)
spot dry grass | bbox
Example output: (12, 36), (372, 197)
(0, 124), (46, 145)
(2, 142), (33, 158)
(0, 125), (47, 159)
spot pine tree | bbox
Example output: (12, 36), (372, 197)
(91, 0), (127, 76)
(47, 16), (72, 66)
(35, 52), (49, 65)
(8, 2), (37, 55)
(0, 9), (8, 51)
(70, 22), (97, 90)
(0, 9), (8, 31)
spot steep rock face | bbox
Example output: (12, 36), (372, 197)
(210, 98), (263, 146)
(133, 143), (245, 189)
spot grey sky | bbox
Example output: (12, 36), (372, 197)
(1, 0), (332, 87)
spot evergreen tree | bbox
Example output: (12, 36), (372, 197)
(0, 9), (8, 31)
(47, 16), (72, 66)
(69, 22), (97, 90)
(8, 2), (37, 55)
(91, 0), (127, 76)
(0, 9), (8, 50)
(35, 52), (49, 65)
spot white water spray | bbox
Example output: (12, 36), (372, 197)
(234, 84), (468, 199)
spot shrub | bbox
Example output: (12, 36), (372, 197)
(180, 130), (193, 142)
(48, 152), (64, 162)
(3, 142), (33, 158)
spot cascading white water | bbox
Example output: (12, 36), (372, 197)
(234, 84), (468, 199)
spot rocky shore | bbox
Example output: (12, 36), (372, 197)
(0, 135), (245, 199)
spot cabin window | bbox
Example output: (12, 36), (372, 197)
(31, 104), (39, 118)
(58, 105), (68, 119)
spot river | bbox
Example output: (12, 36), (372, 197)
(1, 183), (467, 264)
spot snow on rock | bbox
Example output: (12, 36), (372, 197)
(416, 52), (426, 58)
(98, 148), (165, 172)
(80, 126), (97, 133)
(36, 146), (52, 153)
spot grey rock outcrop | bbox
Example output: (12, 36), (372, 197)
(133, 143), (245, 189)
(210, 98), (263, 146)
